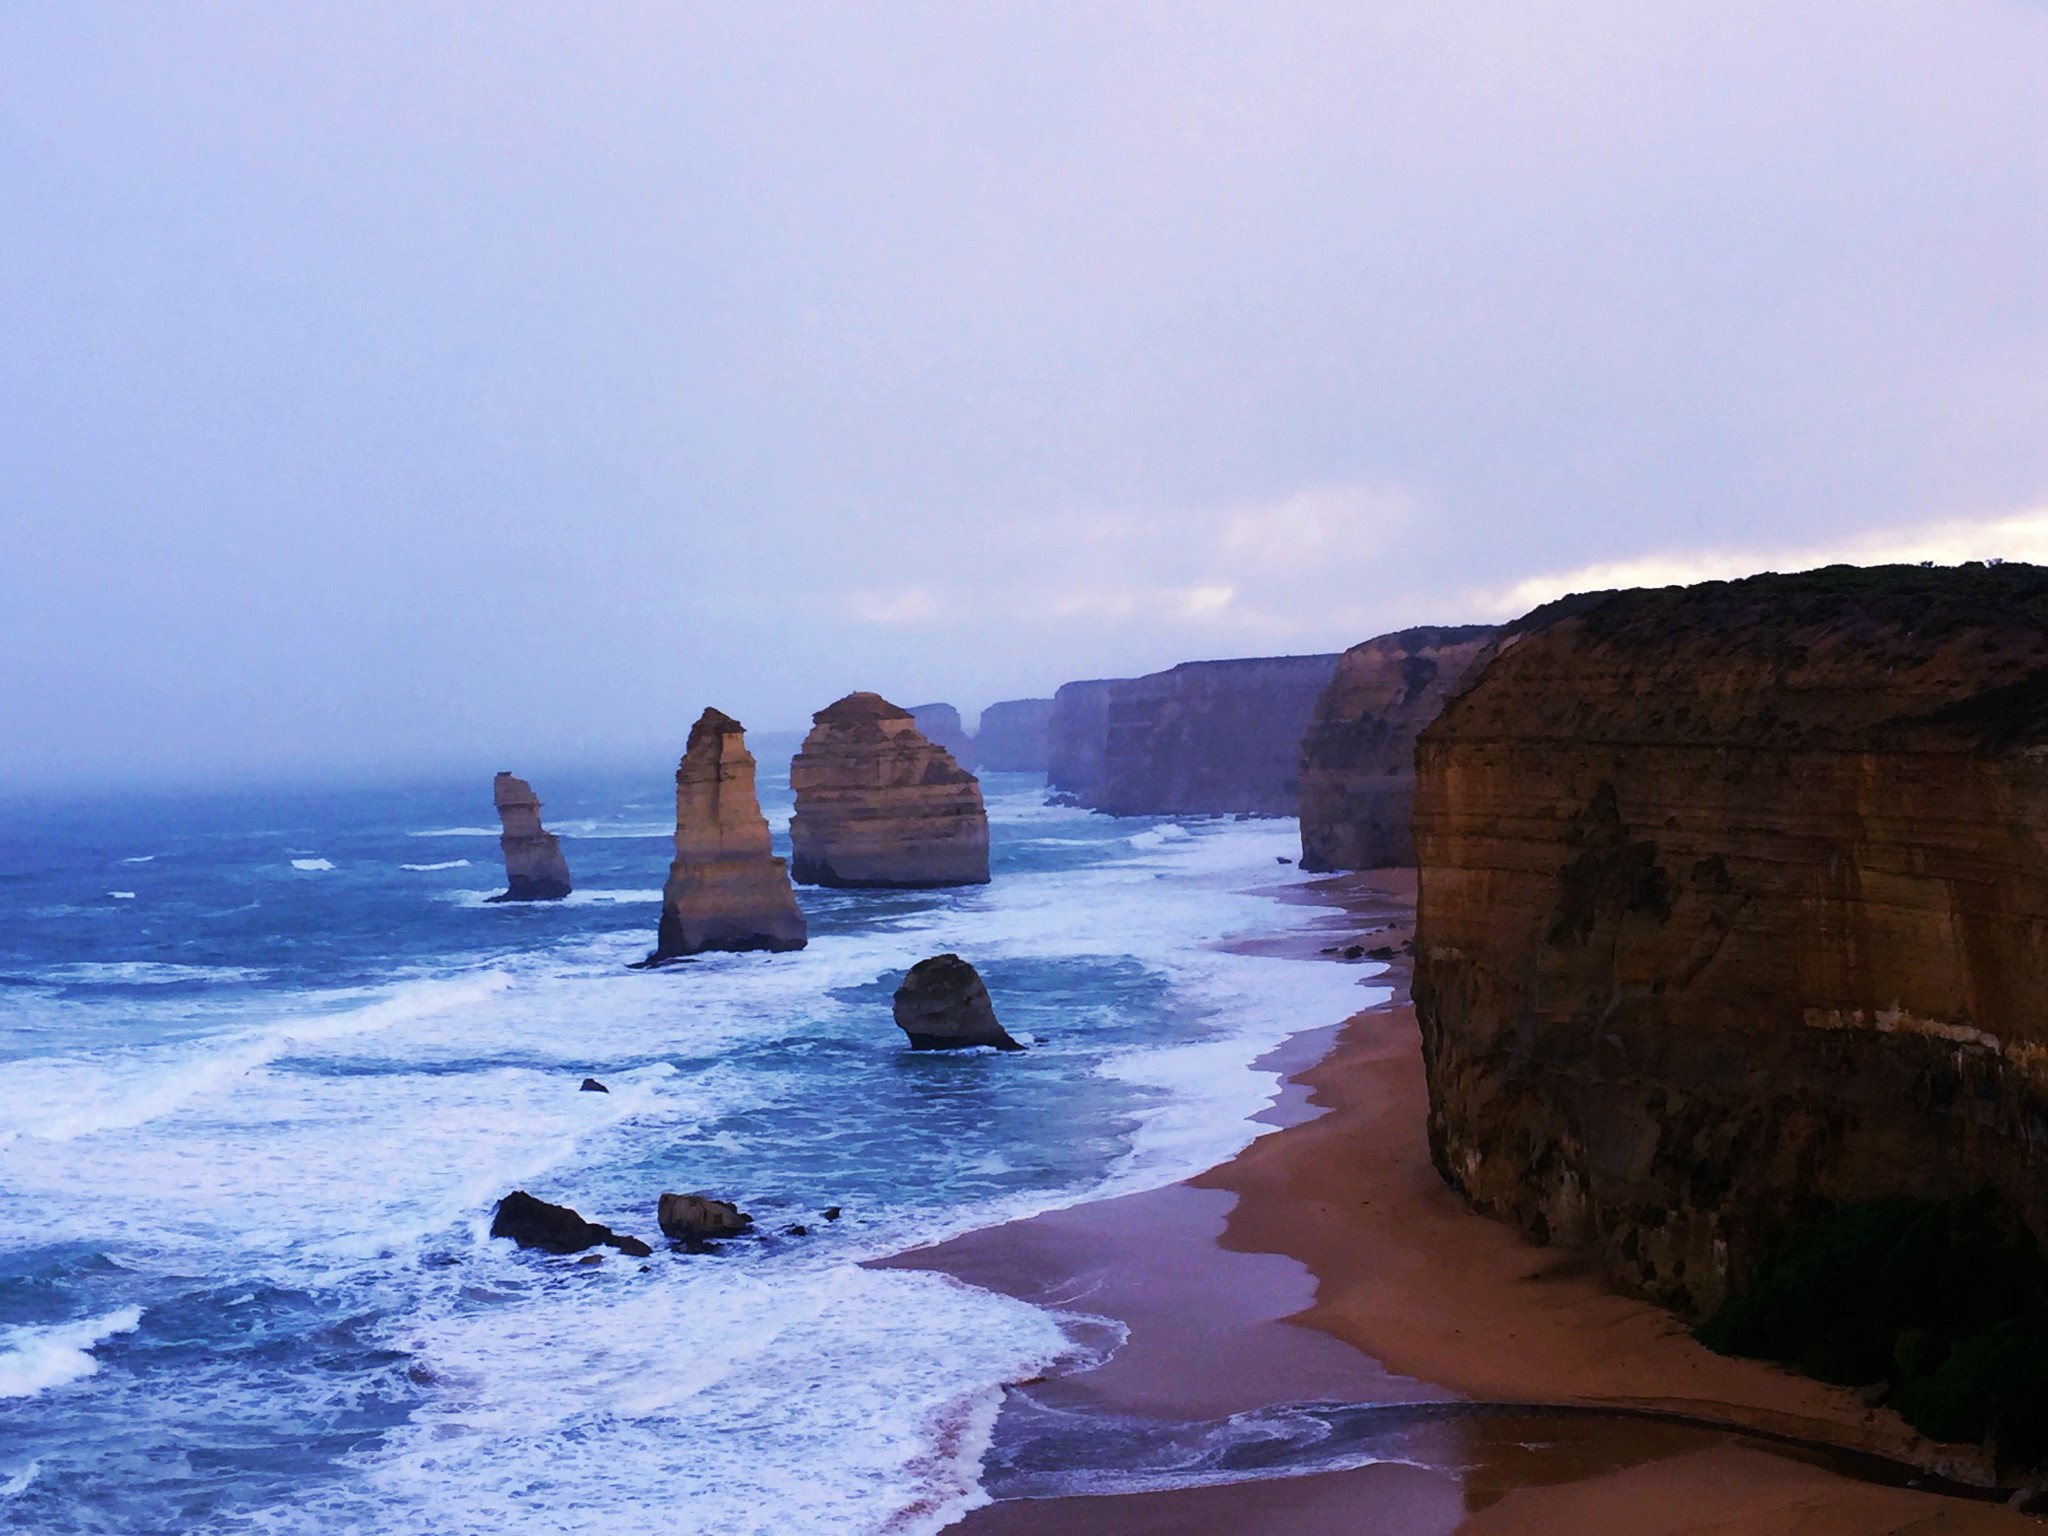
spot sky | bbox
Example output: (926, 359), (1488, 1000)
(2, 3), (2044, 788)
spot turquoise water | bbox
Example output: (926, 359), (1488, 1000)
(0, 763), (1377, 1534)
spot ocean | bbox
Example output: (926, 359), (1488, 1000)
(0, 761), (1381, 1534)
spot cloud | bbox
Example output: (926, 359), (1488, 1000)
(1473, 505), (2048, 619)
(843, 587), (942, 625)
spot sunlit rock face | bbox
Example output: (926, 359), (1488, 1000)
(1296, 625), (1499, 872)
(1412, 565), (2048, 1317)
(489, 772), (573, 902)
(789, 692), (990, 889)
(971, 698), (1055, 773)
(652, 708), (807, 958)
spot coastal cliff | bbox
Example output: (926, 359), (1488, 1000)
(1297, 625), (1500, 871)
(1411, 564), (2048, 1319)
(488, 772), (573, 901)
(971, 698), (1055, 773)
(1046, 655), (1340, 816)
(652, 709), (807, 958)
(789, 693), (990, 888)
(908, 702), (975, 764)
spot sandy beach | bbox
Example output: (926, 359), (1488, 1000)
(885, 870), (2039, 1534)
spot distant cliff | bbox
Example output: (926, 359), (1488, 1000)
(907, 703), (975, 764)
(1412, 564), (2048, 1318)
(971, 698), (1055, 772)
(1046, 679), (1117, 802)
(1045, 655), (1340, 816)
(1297, 625), (1500, 871)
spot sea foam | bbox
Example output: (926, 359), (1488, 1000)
(0, 1308), (142, 1400)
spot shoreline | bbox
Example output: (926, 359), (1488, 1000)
(885, 869), (2038, 1534)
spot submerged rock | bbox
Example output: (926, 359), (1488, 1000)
(649, 709), (808, 960)
(579, 1077), (608, 1093)
(490, 1190), (653, 1257)
(657, 1192), (753, 1242)
(486, 773), (573, 902)
(789, 693), (989, 888)
(892, 954), (1021, 1051)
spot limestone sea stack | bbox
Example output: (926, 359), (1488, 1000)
(650, 709), (808, 960)
(1412, 564), (2048, 1319)
(487, 772), (573, 902)
(789, 693), (990, 888)
(971, 698), (1055, 772)
(1296, 626), (1500, 871)
(893, 954), (1021, 1050)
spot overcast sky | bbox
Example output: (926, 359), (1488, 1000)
(4, 3), (2044, 788)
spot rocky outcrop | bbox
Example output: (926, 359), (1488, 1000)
(789, 694), (990, 888)
(1046, 679), (1117, 802)
(971, 698), (1055, 772)
(1297, 626), (1500, 871)
(893, 954), (1021, 1050)
(650, 709), (808, 960)
(1412, 563), (2048, 1320)
(1049, 655), (1341, 816)
(490, 1190), (653, 1257)
(657, 1192), (752, 1242)
(487, 773), (573, 901)
(908, 703), (975, 764)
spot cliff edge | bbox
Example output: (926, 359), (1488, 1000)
(1297, 625), (1499, 871)
(1412, 563), (2048, 1318)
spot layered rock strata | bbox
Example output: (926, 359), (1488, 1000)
(1412, 564), (2048, 1319)
(1297, 626), (1500, 871)
(789, 693), (990, 888)
(487, 772), (573, 901)
(971, 698), (1055, 772)
(893, 954), (1021, 1050)
(651, 709), (808, 959)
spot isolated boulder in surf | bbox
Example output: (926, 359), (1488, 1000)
(657, 1191), (753, 1242)
(490, 1190), (653, 1257)
(892, 954), (1021, 1051)
(486, 773), (573, 902)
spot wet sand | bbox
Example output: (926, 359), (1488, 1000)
(884, 869), (2038, 1533)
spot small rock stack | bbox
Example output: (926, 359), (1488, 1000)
(488, 772), (573, 902)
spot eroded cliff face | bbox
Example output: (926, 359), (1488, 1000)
(1046, 656), (1340, 815)
(1297, 625), (1499, 871)
(971, 698), (1055, 773)
(908, 703), (974, 764)
(789, 692), (990, 888)
(1412, 565), (2048, 1318)
(653, 708), (807, 958)
(489, 772), (573, 901)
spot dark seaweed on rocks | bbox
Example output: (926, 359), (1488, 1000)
(1698, 1191), (2048, 1463)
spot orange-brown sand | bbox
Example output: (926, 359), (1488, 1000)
(917, 869), (2037, 1534)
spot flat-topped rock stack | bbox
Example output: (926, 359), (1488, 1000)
(650, 709), (807, 959)
(789, 692), (990, 888)
(487, 772), (573, 902)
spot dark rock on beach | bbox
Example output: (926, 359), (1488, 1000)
(658, 1191), (753, 1242)
(892, 954), (1021, 1051)
(490, 1191), (653, 1257)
